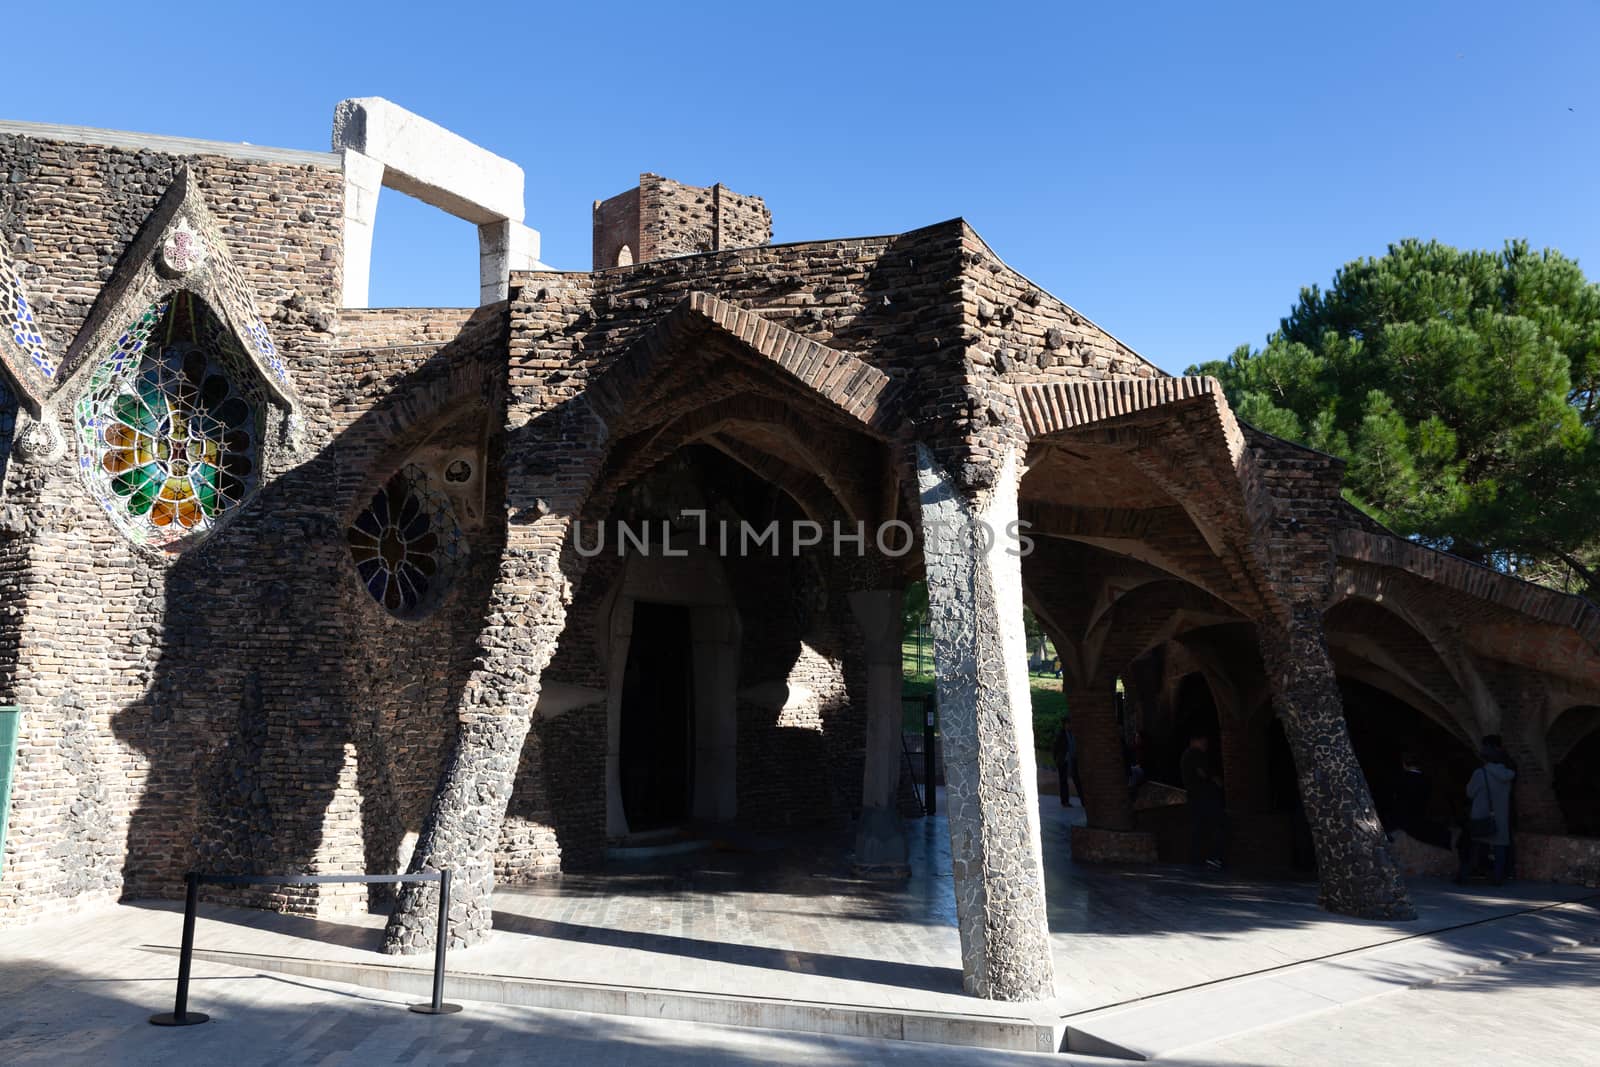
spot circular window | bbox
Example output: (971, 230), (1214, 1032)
(347, 463), (465, 618)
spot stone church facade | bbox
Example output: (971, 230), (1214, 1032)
(1, 99), (1597, 1001)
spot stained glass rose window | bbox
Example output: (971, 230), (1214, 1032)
(75, 292), (264, 549)
(347, 464), (465, 618)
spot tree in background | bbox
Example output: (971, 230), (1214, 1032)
(1190, 239), (1600, 596)
(904, 581), (929, 676)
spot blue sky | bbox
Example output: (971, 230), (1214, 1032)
(8, 1), (1597, 374)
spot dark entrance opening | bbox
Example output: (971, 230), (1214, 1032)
(620, 602), (695, 832)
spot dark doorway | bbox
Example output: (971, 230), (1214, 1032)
(620, 602), (695, 832)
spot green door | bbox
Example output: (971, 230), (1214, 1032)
(0, 707), (18, 878)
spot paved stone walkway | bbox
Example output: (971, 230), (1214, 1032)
(3, 796), (1595, 1063)
(1182, 941), (1600, 1066)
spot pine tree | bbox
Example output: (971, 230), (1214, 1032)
(1191, 239), (1600, 595)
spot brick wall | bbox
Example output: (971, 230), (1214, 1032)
(592, 176), (771, 270)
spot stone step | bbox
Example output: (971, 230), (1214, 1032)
(1062, 896), (1600, 1060)
(146, 945), (1064, 1054)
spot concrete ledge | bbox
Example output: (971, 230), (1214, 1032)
(1070, 826), (1158, 864)
(152, 946), (1063, 1054)
(0, 119), (339, 167)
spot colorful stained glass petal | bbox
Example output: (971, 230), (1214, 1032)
(75, 292), (263, 549)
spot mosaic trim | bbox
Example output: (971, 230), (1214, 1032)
(206, 234), (288, 384)
(347, 464), (466, 618)
(75, 292), (266, 549)
(0, 243), (53, 383)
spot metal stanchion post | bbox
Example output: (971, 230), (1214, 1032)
(150, 872), (210, 1026)
(410, 869), (462, 1015)
(923, 694), (937, 816)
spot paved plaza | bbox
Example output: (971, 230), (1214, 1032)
(2, 797), (1597, 1063)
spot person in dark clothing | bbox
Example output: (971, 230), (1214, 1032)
(1180, 731), (1226, 869)
(1394, 750), (1450, 848)
(1456, 735), (1516, 885)
(1052, 720), (1083, 807)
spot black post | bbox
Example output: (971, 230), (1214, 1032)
(923, 693), (937, 816)
(410, 869), (462, 1015)
(150, 873), (210, 1026)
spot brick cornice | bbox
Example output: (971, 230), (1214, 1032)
(1016, 376), (1222, 442)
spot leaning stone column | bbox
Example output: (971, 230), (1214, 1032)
(850, 588), (910, 877)
(383, 711), (531, 953)
(917, 444), (1055, 1001)
(1259, 606), (1414, 920)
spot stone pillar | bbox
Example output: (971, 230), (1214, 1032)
(1259, 607), (1415, 920)
(478, 220), (542, 305)
(1067, 681), (1158, 863)
(917, 445), (1054, 1001)
(1071, 684), (1133, 829)
(339, 149), (384, 309)
(850, 588), (909, 877)
(383, 711), (531, 953)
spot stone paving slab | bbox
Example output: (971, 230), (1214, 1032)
(1183, 942), (1600, 1067)
(1062, 897), (1600, 1059)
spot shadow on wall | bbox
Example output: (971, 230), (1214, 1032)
(530, 444), (869, 854)
(112, 316), (508, 910)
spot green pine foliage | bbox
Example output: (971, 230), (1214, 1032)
(1190, 239), (1600, 596)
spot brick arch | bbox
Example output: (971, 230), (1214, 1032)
(338, 315), (505, 512)
(1020, 378), (1283, 623)
(592, 391), (874, 525)
(1082, 578), (1241, 688)
(1548, 704), (1600, 766)
(1329, 567), (1494, 735)
(584, 291), (906, 441)
(1323, 595), (1477, 744)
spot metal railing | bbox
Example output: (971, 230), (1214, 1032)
(150, 869), (459, 1026)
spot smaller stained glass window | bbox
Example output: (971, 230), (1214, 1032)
(347, 464), (465, 618)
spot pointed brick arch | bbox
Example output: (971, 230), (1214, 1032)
(1020, 377), (1282, 623)
(584, 291), (905, 439)
(593, 391), (876, 525)
(55, 169), (298, 413)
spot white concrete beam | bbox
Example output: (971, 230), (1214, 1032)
(332, 97), (524, 224)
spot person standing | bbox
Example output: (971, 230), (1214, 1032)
(1181, 730), (1226, 869)
(1053, 720), (1083, 807)
(1456, 736), (1516, 885)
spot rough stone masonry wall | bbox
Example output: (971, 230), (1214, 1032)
(0, 137), (517, 925)
(636, 174), (771, 262)
(0, 136), (346, 923)
(323, 311), (510, 906)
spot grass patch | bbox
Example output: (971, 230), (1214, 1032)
(901, 636), (1068, 759)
